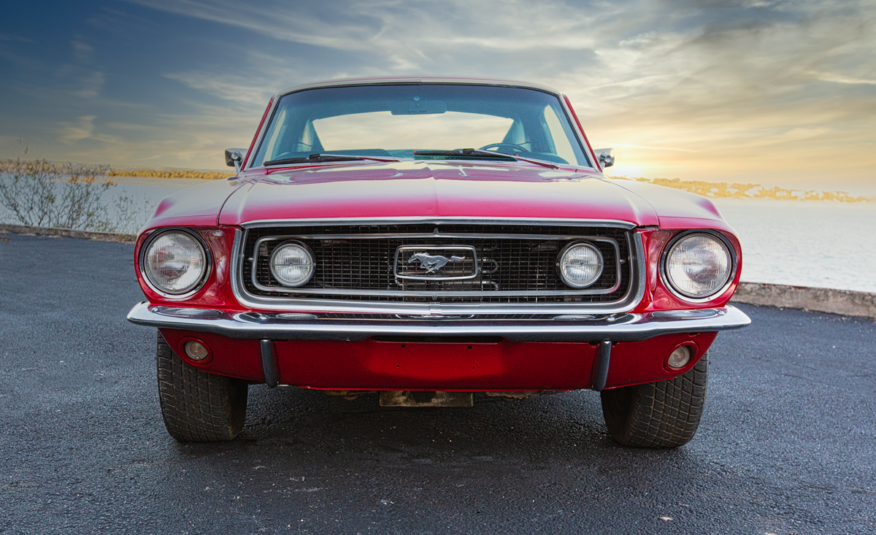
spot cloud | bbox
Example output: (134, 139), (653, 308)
(122, 0), (385, 50)
(57, 115), (129, 148)
(0, 46), (30, 67)
(0, 33), (33, 43)
(71, 40), (93, 61)
(76, 71), (105, 98)
(86, 7), (157, 37)
(597, 143), (698, 153)
(124, 0), (604, 71)
(4, 0), (874, 191)
(134, 0), (875, 130)
(810, 71), (876, 85)
(46, 99), (263, 167)
(0, 32), (34, 67)
(163, 71), (272, 108)
(59, 116), (98, 144)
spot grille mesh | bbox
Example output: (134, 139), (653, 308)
(241, 224), (632, 303)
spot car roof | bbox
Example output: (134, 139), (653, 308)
(275, 77), (563, 98)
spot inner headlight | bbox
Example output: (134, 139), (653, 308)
(270, 242), (314, 287)
(143, 230), (208, 296)
(558, 242), (604, 288)
(664, 233), (733, 300)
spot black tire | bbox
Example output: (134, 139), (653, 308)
(156, 331), (248, 442)
(600, 352), (708, 448)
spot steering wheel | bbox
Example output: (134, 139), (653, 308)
(478, 143), (528, 154)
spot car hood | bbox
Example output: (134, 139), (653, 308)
(218, 161), (669, 227)
(146, 177), (245, 230)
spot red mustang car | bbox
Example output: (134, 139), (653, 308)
(128, 77), (750, 448)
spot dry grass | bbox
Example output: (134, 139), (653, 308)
(107, 168), (871, 203)
(107, 169), (234, 180)
(622, 176), (870, 203)
(0, 158), (152, 234)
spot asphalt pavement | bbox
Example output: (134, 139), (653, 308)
(1, 233), (874, 534)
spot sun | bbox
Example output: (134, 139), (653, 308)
(605, 165), (645, 178)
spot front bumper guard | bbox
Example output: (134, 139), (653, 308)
(127, 302), (751, 344)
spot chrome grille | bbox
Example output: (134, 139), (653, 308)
(240, 223), (633, 304)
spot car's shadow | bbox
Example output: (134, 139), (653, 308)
(174, 385), (695, 466)
(150, 365), (752, 532)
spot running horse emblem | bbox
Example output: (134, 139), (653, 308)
(408, 252), (466, 274)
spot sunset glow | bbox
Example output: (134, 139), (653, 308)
(1, 0), (874, 194)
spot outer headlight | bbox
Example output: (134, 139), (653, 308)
(142, 230), (209, 296)
(558, 242), (604, 288)
(663, 232), (733, 300)
(270, 242), (314, 287)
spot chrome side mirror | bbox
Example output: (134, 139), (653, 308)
(595, 148), (614, 169)
(225, 148), (248, 174)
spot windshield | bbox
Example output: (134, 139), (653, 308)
(250, 84), (592, 168)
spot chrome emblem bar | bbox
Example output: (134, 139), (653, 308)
(394, 245), (479, 280)
(408, 253), (465, 273)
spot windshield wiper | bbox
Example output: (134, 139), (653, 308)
(507, 154), (561, 170)
(414, 149), (515, 161)
(264, 154), (400, 166)
(414, 149), (559, 169)
(265, 150), (562, 170)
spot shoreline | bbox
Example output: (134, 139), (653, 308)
(105, 176), (876, 204)
(107, 175), (217, 188)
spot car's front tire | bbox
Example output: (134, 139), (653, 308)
(156, 331), (248, 442)
(600, 352), (708, 448)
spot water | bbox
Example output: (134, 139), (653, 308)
(0, 175), (210, 235)
(714, 200), (876, 293)
(106, 176), (213, 207)
(3, 177), (874, 293)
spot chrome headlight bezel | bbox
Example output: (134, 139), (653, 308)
(557, 241), (605, 289)
(660, 230), (737, 303)
(139, 228), (212, 299)
(269, 240), (315, 287)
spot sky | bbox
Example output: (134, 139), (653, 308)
(1, 0), (874, 194)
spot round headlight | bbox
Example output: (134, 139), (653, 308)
(270, 242), (314, 287)
(664, 233), (733, 300)
(559, 242), (604, 288)
(143, 231), (208, 296)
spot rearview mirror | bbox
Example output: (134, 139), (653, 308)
(225, 148), (248, 174)
(595, 148), (614, 169)
(390, 99), (447, 115)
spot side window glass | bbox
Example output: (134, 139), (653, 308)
(297, 120), (322, 153)
(502, 121), (532, 151)
(262, 108), (287, 161)
(542, 106), (577, 165)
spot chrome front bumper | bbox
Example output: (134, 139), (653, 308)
(127, 302), (750, 343)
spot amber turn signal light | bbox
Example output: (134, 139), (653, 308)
(184, 340), (210, 361)
(666, 346), (692, 370)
